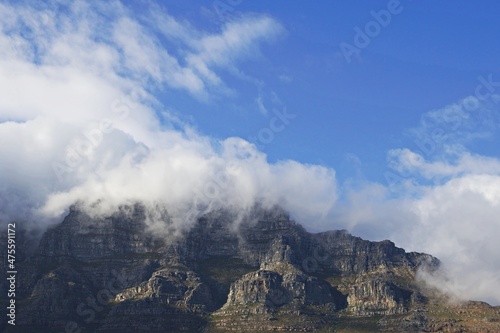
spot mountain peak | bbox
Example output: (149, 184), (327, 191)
(1, 205), (498, 332)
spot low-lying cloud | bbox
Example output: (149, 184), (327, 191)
(337, 99), (500, 305)
(0, 0), (335, 233)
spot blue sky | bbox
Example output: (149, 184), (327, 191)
(128, 0), (500, 184)
(1, 0), (500, 304)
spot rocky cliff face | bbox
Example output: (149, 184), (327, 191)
(1, 204), (499, 333)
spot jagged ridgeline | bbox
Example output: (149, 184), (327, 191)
(1, 204), (500, 333)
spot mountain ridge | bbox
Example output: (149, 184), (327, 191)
(1, 204), (499, 332)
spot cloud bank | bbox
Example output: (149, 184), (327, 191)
(1, 0), (500, 305)
(337, 97), (500, 305)
(0, 0), (335, 233)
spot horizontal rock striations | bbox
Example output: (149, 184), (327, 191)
(2, 204), (499, 333)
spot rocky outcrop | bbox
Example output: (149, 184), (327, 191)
(220, 265), (345, 313)
(346, 278), (412, 315)
(2, 204), (499, 333)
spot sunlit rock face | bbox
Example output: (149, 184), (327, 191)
(2, 204), (499, 333)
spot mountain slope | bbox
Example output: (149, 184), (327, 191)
(1, 204), (499, 332)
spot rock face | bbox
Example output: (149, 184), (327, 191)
(347, 279), (412, 315)
(1, 204), (499, 333)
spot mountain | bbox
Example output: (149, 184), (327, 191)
(1, 204), (499, 332)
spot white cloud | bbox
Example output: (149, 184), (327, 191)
(408, 95), (500, 159)
(388, 148), (500, 180)
(186, 15), (283, 87)
(336, 97), (500, 305)
(0, 1), (334, 237)
(407, 174), (500, 304)
(41, 136), (337, 235)
(336, 171), (500, 305)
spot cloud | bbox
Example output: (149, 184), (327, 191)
(336, 98), (500, 305)
(41, 136), (337, 234)
(0, 0), (335, 236)
(407, 95), (500, 160)
(388, 148), (500, 181)
(0, 0), (284, 104)
(186, 15), (283, 88)
(337, 167), (500, 305)
(407, 174), (500, 304)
